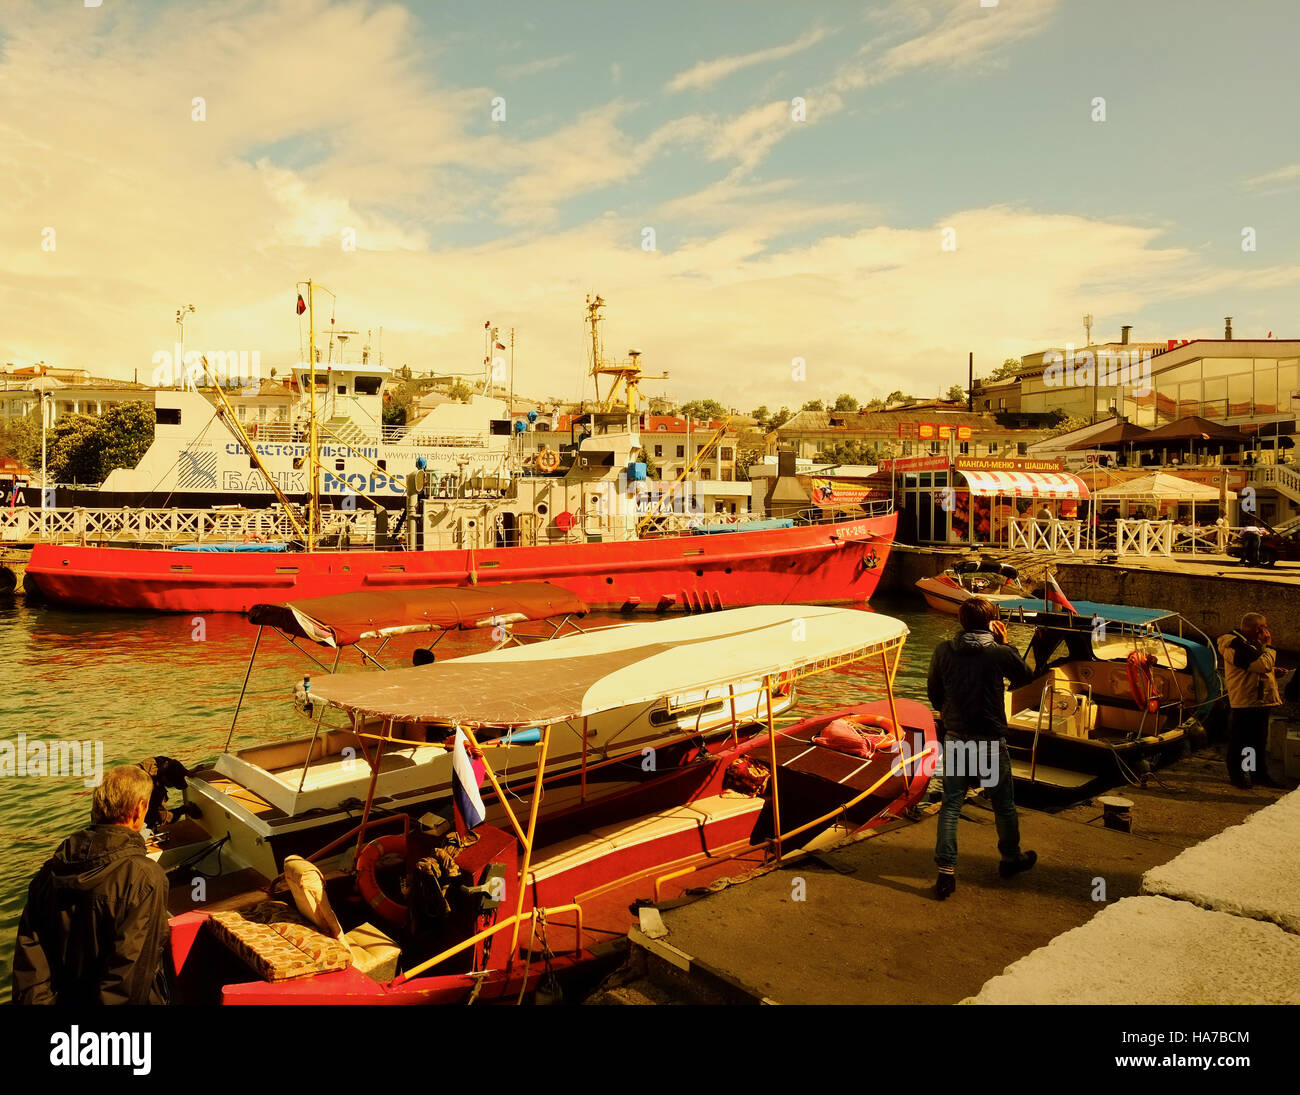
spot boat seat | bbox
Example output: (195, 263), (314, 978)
(206, 900), (353, 982)
(527, 792), (762, 884)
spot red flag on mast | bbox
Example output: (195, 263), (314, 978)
(296, 294), (306, 316)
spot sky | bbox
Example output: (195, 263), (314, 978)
(3, 0), (1300, 411)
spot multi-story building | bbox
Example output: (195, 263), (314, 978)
(1, 365), (151, 424)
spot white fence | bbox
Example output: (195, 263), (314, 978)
(1115, 518), (1231, 558)
(1006, 517), (1083, 554)
(0, 507), (375, 546)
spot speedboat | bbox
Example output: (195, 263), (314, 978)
(915, 558), (1025, 616)
(157, 606), (936, 1004)
(995, 597), (1223, 795)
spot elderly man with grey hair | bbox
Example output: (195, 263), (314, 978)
(12, 766), (173, 1005)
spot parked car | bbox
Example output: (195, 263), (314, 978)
(1227, 523), (1300, 566)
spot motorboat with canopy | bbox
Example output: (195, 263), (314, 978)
(165, 592), (803, 880)
(161, 605), (937, 1004)
(993, 596), (1223, 793)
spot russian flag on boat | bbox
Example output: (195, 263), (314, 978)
(1045, 574), (1078, 615)
(452, 728), (487, 830)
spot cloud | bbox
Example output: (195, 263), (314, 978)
(1243, 164), (1300, 192)
(500, 53), (575, 79)
(667, 26), (830, 93)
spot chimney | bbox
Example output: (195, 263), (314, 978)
(1120, 325), (1131, 345)
(1225, 317), (1233, 340)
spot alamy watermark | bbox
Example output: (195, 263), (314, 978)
(1042, 343), (1151, 398)
(0, 735), (104, 788)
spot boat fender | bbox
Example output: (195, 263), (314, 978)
(1125, 652), (1161, 714)
(356, 834), (408, 925)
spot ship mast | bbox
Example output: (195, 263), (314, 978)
(303, 279), (321, 549)
(586, 295), (664, 415)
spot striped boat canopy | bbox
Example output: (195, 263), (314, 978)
(957, 470), (1090, 500)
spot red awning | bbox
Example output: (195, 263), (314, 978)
(957, 470), (1090, 500)
(247, 583), (588, 647)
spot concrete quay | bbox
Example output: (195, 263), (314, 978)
(600, 750), (1296, 1005)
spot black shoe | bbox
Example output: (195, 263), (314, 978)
(999, 851), (1037, 879)
(935, 873), (956, 900)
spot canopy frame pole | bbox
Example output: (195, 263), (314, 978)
(297, 647), (343, 793)
(580, 717), (588, 802)
(883, 642), (904, 745)
(352, 717), (390, 861)
(765, 676), (782, 863)
(727, 683), (739, 746)
(225, 625), (263, 752)
(508, 723), (551, 964)
(460, 725), (528, 850)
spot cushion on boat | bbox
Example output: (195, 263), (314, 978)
(814, 718), (898, 758)
(208, 900), (353, 982)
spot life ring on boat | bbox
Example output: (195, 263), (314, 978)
(845, 712), (897, 735)
(1126, 651), (1161, 715)
(535, 449), (561, 473)
(355, 834), (407, 924)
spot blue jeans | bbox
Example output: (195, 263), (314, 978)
(934, 736), (1022, 870)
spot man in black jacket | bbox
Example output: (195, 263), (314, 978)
(12, 766), (172, 1005)
(927, 597), (1038, 900)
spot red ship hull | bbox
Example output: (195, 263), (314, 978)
(25, 512), (896, 614)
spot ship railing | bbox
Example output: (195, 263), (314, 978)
(1, 506), (378, 546)
(380, 424), (493, 448)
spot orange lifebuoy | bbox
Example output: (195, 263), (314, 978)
(846, 712), (898, 735)
(1126, 651), (1161, 714)
(536, 449), (561, 473)
(355, 834), (407, 924)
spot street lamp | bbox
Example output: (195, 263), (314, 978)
(176, 304), (195, 389)
(39, 389), (51, 512)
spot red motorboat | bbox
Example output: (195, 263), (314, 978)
(156, 606), (935, 1004)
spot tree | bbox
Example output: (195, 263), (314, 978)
(945, 384), (966, 403)
(44, 401), (153, 485)
(767, 406), (792, 431)
(447, 379), (473, 403)
(1046, 413), (1091, 437)
(801, 399), (825, 412)
(862, 397), (886, 412)
(815, 440), (884, 466)
(0, 410), (41, 469)
(987, 357), (1022, 382)
(382, 382), (416, 426)
(885, 391), (916, 406)
(681, 398), (728, 421)
(832, 393), (859, 413)
(750, 405), (770, 426)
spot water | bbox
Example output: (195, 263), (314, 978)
(0, 594), (959, 987)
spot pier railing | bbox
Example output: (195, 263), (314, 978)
(1006, 517), (1082, 555)
(1115, 518), (1231, 558)
(0, 507), (375, 546)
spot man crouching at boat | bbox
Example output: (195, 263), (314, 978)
(11, 766), (172, 1005)
(927, 597), (1038, 900)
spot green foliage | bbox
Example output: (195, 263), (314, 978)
(383, 382), (416, 426)
(681, 398), (728, 421)
(801, 399), (824, 411)
(885, 390), (916, 406)
(767, 406), (792, 430)
(45, 401), (153, 484)
(945, 384), (966, 402)
(0, 410), (41, 468)
(832, 393), (859, 412)
(447, 380), (473, 403)
(750, 405), (770, 426)
(987, 358), (1022, 382)
(815, 440), (884, 466)
(1046, 413), (1091, 437)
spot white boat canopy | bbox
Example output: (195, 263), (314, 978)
(308, 605), (908, 728)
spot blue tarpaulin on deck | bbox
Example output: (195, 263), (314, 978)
(172, 542), (290, 553)
(996, 598), (1174, 626)
(690, 518), (795, 535)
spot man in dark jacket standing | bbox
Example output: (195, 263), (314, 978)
(927, 597), (1037, 899)
(12, 766), (172, 1005)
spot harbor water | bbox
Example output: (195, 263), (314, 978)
(0, 595), (959, 987)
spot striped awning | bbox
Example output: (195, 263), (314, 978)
(957, 470), (1090, 500)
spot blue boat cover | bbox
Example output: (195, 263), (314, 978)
(691, 518), (795, 535)
(172, 542), (291, 553)
(996, 598), (1174, 626)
